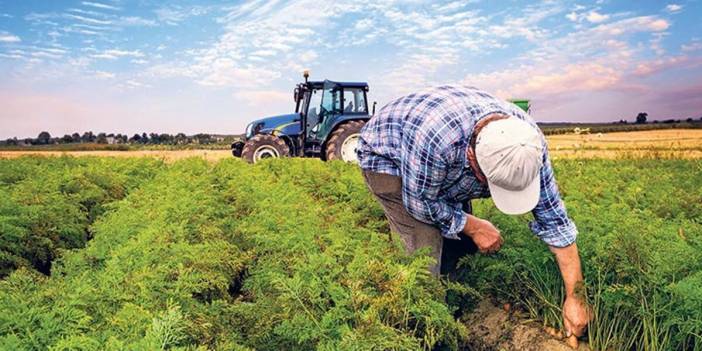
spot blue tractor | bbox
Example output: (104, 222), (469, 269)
(232, 71), (375, 163)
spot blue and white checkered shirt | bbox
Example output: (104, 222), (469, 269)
(357, 85), (577, 247)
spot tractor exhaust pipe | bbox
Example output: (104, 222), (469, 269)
(303, 70), (309, 83)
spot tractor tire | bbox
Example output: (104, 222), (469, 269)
(325, 120), (366, 163)
(241, 134), (290, 164)
(231, 141), (244, 157)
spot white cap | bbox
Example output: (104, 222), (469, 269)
(475, 118), (544, 215)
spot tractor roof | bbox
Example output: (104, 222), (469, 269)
(307, 80), (369, 89)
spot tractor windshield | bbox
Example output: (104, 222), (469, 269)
(307, 89), (323, 127)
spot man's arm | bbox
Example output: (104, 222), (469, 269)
(551, 243), (589, 338)
(530, 148), (590, 340)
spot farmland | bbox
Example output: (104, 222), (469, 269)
(2, 129), (702, 162)
(0, 152), (700, 350)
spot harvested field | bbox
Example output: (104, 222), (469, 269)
(547, 129), (702, 159)
(2, 129), (701, 161)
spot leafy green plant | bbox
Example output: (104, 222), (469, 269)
(0, 156), (700, 350)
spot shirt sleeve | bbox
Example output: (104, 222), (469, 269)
(529, 148), (578, 247)
(400, 132), (467, 240)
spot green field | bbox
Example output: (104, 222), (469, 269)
(1, 157), (700, 350)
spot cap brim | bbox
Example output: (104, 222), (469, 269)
(487, 175), (541, 215)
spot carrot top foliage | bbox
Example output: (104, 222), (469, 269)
(0, 156), (700, 350)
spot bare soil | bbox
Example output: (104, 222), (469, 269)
(462, 301), (589, 351)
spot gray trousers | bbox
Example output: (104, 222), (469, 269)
(362, 170), (477, 276)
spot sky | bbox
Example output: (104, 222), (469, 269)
(0, 0), (701, 139)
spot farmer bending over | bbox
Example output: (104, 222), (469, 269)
(357, 85), (589, 339)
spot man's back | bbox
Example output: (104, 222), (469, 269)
(357, 85), (534, 177)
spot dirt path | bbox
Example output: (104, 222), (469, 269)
(463, 301), (589, 351)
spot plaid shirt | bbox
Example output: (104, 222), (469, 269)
(357, 85), (577, 247)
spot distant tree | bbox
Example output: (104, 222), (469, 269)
(71, 133), (81, 143)
(686, 118), (693, 123)
(193, 133), (212, 144)
(81, 131), (95, 143)
(141, 133), (149, 144)
(635, 112), (648, 124)
(159, 133), (173, 144)
(149, 133), (160, 144)
(23, 138), (33, 145)
(175, 133), (187, 144)
(5, 137), (18, 146)
(61, 134), (73, 144)
(130, 134), (142, 143)
(96, 133), (108, 144)
(37, 131), (52, 145)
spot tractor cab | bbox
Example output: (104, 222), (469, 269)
(232, 71), (373, 163)
(294, 77), (370, 156)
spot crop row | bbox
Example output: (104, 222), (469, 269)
(0, 156), (699, 350)
(0, 157), (163, 278)
(0, 158), (461, 350)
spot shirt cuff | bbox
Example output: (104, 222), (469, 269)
(441, 210), (467, 240)
(529, 220), (578, 247)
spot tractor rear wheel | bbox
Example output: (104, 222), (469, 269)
(325, 120), (366, 163)
(241, 134), (290, 164)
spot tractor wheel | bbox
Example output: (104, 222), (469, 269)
(325, 120), (366, 163)
(231, 141), (244, 157)
(241, 134), (290, 164)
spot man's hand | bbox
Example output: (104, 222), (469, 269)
(463, 215), (503, 254)
(563, 295), (589, 337)
(550, 243), (591, 348)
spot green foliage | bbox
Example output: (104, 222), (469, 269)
(0, 157), (462, 350)
(463, 158), (702, 350)
(1, 156), (700, 350)
(0, 157), (163, 277)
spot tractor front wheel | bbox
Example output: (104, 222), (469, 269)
(325, 120), (366, 163)
(241, 134), (290, 164)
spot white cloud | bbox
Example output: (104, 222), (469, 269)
(119, 16), (157, 26)
(0, 31), (21, 43)
(586, 11), (610, 23)
(92, 49), (144, 60)
(354, 18), (373, 31)
(566, 11), (578, 22)
(0, 53), (23, 59)
(299, 50), (317, 63)
(461, 14), (679, 105)
(665, 4), (682, 13)
(682, 40), (702, 52)
(66, 14), (112, 25)
(94, 70), (115, 79)
(82, 2), (121, 11)
(155, 5), (209, 25)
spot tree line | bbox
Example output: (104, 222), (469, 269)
(2, 131), (234, 146)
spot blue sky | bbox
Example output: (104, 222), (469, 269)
(1, 0), (701, 139)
